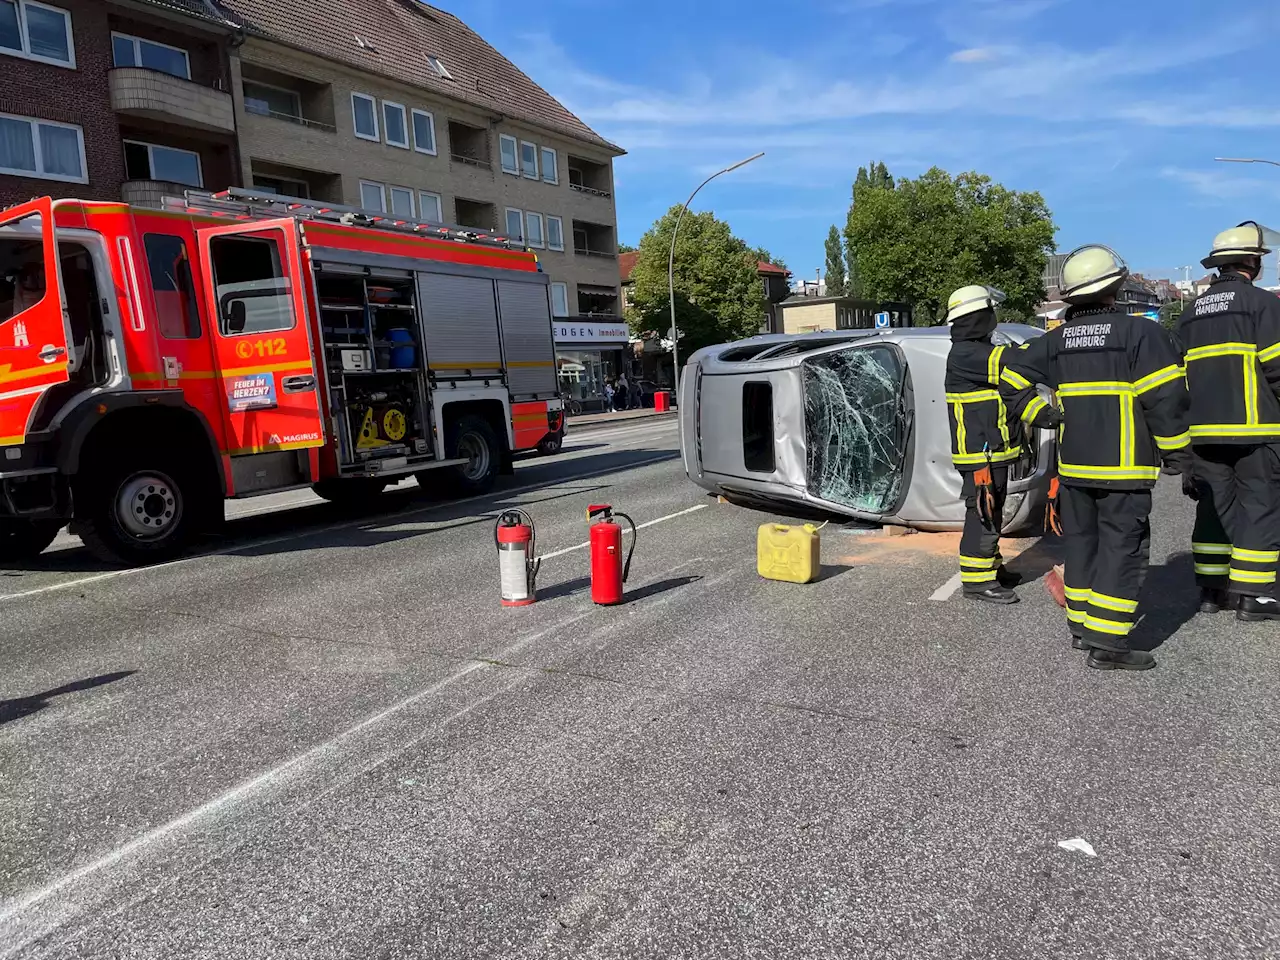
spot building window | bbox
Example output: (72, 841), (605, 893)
(111, 32), (188, 79)
(520, 140), (538, 180)
(411, 109), (436, 155)
(550, 281), (569, 318)
(541, 147), (558, 185)
(252, 174), (308, 199)
(499, 134), (518, 175)
(0, 0), (74, 67)
(546, 215), (564, 252)
(243, 80), (301, 121)
(382, 100), (408, 148)
(525, 211), (544, 248)
(742, 382), (775, 473)
(388, 185), (414, 216)
(0, 112), (85, 181)
(505, 207), (523, 241)
(418, 191), (442, 222)
(359, 180), (385, 212)
(143, 233), (201, 339)
(351, 92), (379, 141)
(426, 55), (452, 80)
(124, 140), (201, 186)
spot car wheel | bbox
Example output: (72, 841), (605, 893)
(78, 460), (194, 565)
(0, 519), (63, 563)
(445, 415), (500, 495)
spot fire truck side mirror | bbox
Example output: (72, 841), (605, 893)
(224, 298), (246, 334)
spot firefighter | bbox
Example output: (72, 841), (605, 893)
(1180, 221), (1280, 621)
(999, 245), (1191, 670)
(945, 284), (1060, 603)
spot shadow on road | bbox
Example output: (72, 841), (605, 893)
(0, 670), (137, 727)
(1133, 551), (1200, 652)
(538, 576), (592, 601)
(1, 448), (681, 575)
(625, 575), (702, 604)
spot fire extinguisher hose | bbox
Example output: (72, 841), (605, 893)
(614, 512), (637, 583)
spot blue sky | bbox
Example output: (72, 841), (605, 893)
(451, 0), (1280, 287)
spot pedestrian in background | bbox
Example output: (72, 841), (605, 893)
(604, 380), (615, 412)
(618, 373), (630, 410)
(1179, 221), (1280, 622)
(1000, 245), (1191, 671)
(944, 284), (1060, 604)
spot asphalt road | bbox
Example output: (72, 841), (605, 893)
(1, 415), (1277, 959)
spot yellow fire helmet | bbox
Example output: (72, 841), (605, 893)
(945, 284), (1006, 324)
(1201, 220), (1274, 269)
(1060, 244), (1129, 304)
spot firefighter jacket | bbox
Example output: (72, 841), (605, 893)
(946, 311), (1025, 470)
(1177, 271), (1280, 444)
(999, 307), (1191, 489)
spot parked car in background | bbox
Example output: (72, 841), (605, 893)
(678, 325), (1055, 533)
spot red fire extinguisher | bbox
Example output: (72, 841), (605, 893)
(495, 509), (540, 606)
(587, 503), (636, 606)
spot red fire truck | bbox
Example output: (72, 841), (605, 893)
(0, 188), (565, 565)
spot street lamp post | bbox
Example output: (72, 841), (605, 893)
(666, 152), (765, 392)
(1213, 158), (1280, 283)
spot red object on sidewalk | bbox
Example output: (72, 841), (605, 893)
(1044, 564), (1066, 608)
(654, 391), (670, 412)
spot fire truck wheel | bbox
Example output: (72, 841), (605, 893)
(537, 432), (564, 455)
(445, 415), (500, 494)
(311, 478), (387, 507)
(0, 519), (63, 563)
(79, 462), (193, 565)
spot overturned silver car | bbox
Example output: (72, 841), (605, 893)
(678, 325), (1055, 533)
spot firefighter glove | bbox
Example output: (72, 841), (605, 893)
(1033, 406), (1063, 429)
(1045, 476), (1063, 537)
(973, 465), (999, 530)
(1181, 473), (1202, 501)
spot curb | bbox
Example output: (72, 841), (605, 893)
(567, 410), (678, 431)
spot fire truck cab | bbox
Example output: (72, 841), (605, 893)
(0, 189), (565, 565)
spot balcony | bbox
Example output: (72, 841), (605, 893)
(578, 285), (620, 316)
(455, 198), (497, 231)
(572, 220), (616, 259)
(448, 120), (491, 169)
(109, 67), (234, 135)
(568, 155), (612, 199)
(121, 179), (190, 208)
(240, 67), (336, 133)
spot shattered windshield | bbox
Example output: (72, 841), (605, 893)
(803, 344), (906, 514)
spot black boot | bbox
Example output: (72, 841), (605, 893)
(1087, 649), (1156, 671)
(1237, 596), (1280, 622)
(1198, 589), (1228, 614)
(1071, 633), (1091, 651)
(963, 583), (1019, 605)
(996, 566), (1023, 589)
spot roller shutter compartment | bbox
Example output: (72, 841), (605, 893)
(417, 273), (503, 378)
(497, 279), (558, 398)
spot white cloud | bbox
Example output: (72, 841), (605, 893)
(1160, 167), (1280, 203)
(949, 47), (996, 63)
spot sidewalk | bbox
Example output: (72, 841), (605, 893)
(566, 407), (677, 428)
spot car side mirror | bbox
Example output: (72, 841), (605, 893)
(225, 299), (246, 334)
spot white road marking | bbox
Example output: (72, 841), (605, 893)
(0, 612), (593, 944)
(538, 504), (709, 561)
(929, 572), (963, 602)
(0, 453), (680, 605)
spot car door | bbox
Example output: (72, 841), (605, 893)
(0, 198), (73, 446)
(196, 219), (326, 458)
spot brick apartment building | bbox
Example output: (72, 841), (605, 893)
(0, 0), (241, 207)
(2, 0), (626, 361)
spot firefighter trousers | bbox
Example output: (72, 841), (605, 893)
(1191, 493), (1232, 592)
(1060, 485), (1152, 653)
(959, 466), (1008, 587)
(1193, 444), (1280, 597)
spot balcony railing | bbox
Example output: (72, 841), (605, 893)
(570, 182), (612, 200)
(244, 103), (335, 132)
(574, 247), (617, 259)
(451, 153), (491, 169)
(109, 67), (234, 134)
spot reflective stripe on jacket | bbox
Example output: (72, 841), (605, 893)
(999, 309), (1190, 489)
(1178, 273), (1280, 443)
(945, 341), (1021, 469)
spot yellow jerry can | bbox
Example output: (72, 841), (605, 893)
(757, 523), (822, 584)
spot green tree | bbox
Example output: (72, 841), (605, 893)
(618, 242), (637, 253)
(844, 161), (896, 299)
(626, 205), (766, 362)
(845, 166), (1056, 324)
(1159, 298), (1185, 332)
(824, 225), (846, 297)
(750, 246), (786, 272)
